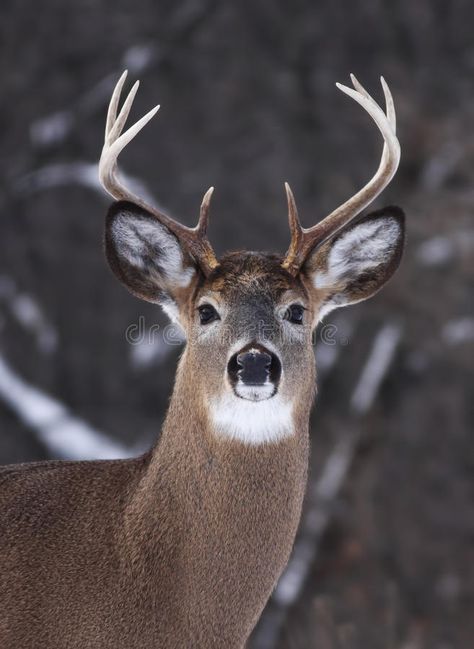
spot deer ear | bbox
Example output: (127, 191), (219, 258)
(105, 201), (196, 315)
(304, 206), (405, 320)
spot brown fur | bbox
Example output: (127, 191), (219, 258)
(0, 201), (404, 648)
(0, 253), (313, 649)
(0, 390), (309, 648)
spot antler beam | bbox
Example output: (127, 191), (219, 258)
(99, 71), (219, 276)
(282, 75), (401, 275)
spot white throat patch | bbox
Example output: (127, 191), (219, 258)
(210, 392), (294, 445)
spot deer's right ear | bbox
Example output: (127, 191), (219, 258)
(105, 201), (197, 310)
(303, 207), (405, 321)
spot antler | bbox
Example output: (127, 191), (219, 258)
(282, 75), (401, 275)
(99, 71), (218, 275)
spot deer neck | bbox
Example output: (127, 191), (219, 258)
(135, 347), (312, 521)
(124, 351), (312, 631)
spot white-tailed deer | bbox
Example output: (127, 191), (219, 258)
(0, 72), (404, 648)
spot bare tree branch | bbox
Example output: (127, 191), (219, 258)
(0, 354), (134, 461)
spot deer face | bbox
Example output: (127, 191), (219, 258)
(105, 201), (404, 443)
(100, 73), (405, 443)
(186, 252), (312, 402)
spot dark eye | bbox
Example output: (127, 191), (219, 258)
(198, 304), (220, 325)
(285, 304), (305, 325)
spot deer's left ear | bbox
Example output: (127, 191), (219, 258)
(105, 201), (197, 324)
(304, 206), (405, 320)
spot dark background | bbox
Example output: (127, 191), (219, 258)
(0, 1), (473, 647)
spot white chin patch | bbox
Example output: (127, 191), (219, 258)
(210, 392), (294, 445)
(234, 381), (275, 402)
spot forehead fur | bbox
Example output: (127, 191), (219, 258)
(204, 251), (302, 296)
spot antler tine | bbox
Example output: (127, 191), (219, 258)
(107, 80), (141, 145)
(350, 74), (396, 131)
(380, 76), (396, 131)
(282, 75), (400, 275)
(284, 182), (303, 264)
(198, 187), (215, 234)
(99, 72), (219, 275)
(105, 70), (128, 139)
(351, 74), (396, 170)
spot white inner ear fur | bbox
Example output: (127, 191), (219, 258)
(113, 211), (195, 289)
(210, 392), (294, 445)
(314, 217), (400, 290)
(160, 298), (182, 327)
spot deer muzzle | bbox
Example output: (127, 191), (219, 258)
(227, 342), (282, 401)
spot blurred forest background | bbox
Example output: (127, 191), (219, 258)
(0, 1), (473, 648)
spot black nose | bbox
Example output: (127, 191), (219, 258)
(227, 343), (282, 386)
(237, 349), (271, 384)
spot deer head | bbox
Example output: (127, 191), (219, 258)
(100, 72), (404, 445)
